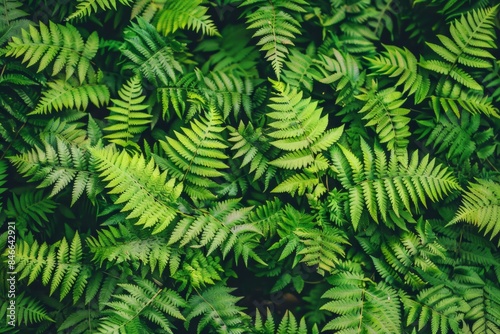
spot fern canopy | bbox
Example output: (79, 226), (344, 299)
(1, 1), (500, 334)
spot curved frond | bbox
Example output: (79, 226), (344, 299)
(448, 179), (500, 245)
(5, 21), (99, 83)
(155, 0), (219, 36)
(9, 139), (101, 205)
(97, 278), (186, 334)
(90, 146), (183, 234)
(421, 5), (499, 90)
(67, 0), (133, 20)
(322, 273), (401, 333)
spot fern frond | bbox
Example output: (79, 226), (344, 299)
(185, 284), (250, 334)
(104, 76), (151, 149)
(242, 0), (307, 80)
(401, 285), (470, 334)
(448, 179), (500, 245)
(331, 139), (460, 230)
(376, 219), (447, 289)
(171, 249), (224, 291)
(0, 0), (28, 27)
(199, 70), (254, 120)
(67, 0), (133, 21)
(9, 139), (101, 205)
(417, 112), (481, 162)
(9, 292), (54, 326)
(15, 232), (89, 302)
(31, 72), (110, 115)
(131, 0), (164, 21)
(228, 121), (274, 185)
(366, 45), (428, 98)
(322, 274), (401, 333)
(429, 80), (499, 118)
(121, 18), (185, 87)
(464, 281), (500, 334)
(421, 5), (499, 90)
(357, 80), (411, 153)
(87, 223), (173, 275)
(0, 0), (31, 47)
(5, 189), (56, 226)
(90, 146), (183, 234)
(38, 118), (88, 147)
(158, 107), (229, 200)
(169, 199), (265, 266)
(266, 80), (344, 170)
(294, 226), (348, 276)
(314, 48), (365, 105)
(196, 24), (259, 76)
(253, 308), (319, 334)
(155, 0), (219, 36)
(282, 46), (321, 92)
(98, 278), (186, 334)
(5, 21), (99, 83)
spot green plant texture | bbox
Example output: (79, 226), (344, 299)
(1, 0), (500, 333)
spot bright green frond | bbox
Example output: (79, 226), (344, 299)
(448, 179), (500, 245)
(331, 140), (460, 230)
(155, 0), (219, 36)
(5, 21), (99, 83)
(90, 146), (182, 234)
(104, 76), (151, 148)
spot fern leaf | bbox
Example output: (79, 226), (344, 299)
(5, 21), (99, 83)
(67, 0), (133, 20)
(87, 224), (173, 275)
(15, 233), (88, 302)
(9, 139), (101, 205)
(314, 48), (365, 106)
(430, 80), (499, 118)
(121, 18), (184, 87)
(366, 45), (427, 97)
(266, 80), (344, 170)
(357, 80), (411, 153)
(464, 282), (500, 334)
(98, 278), (186, 334)
(90, 146), (182, 234)
(185, 284), (250, 334)
(228, 121), (274, 184)
(401, 285), (470, 334)
(31, 74), (110, 115)
(169, 199), (265, 266)
(421, 5), (499, 90)
(322, 274), (401, 333)
(155, 0), (219, 36)
(331, 139), (460, 230)
(5, 189), (56, 226)
(10, 292), (54, 326)
(448, 179), (500, 245)
(242, 0), (306, 80)
(294, 226), (348, 276)
(104, 76), (151, 148)
(159, 107), (229, 200)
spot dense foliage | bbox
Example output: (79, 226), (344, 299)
(1, 0), (500, 333)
